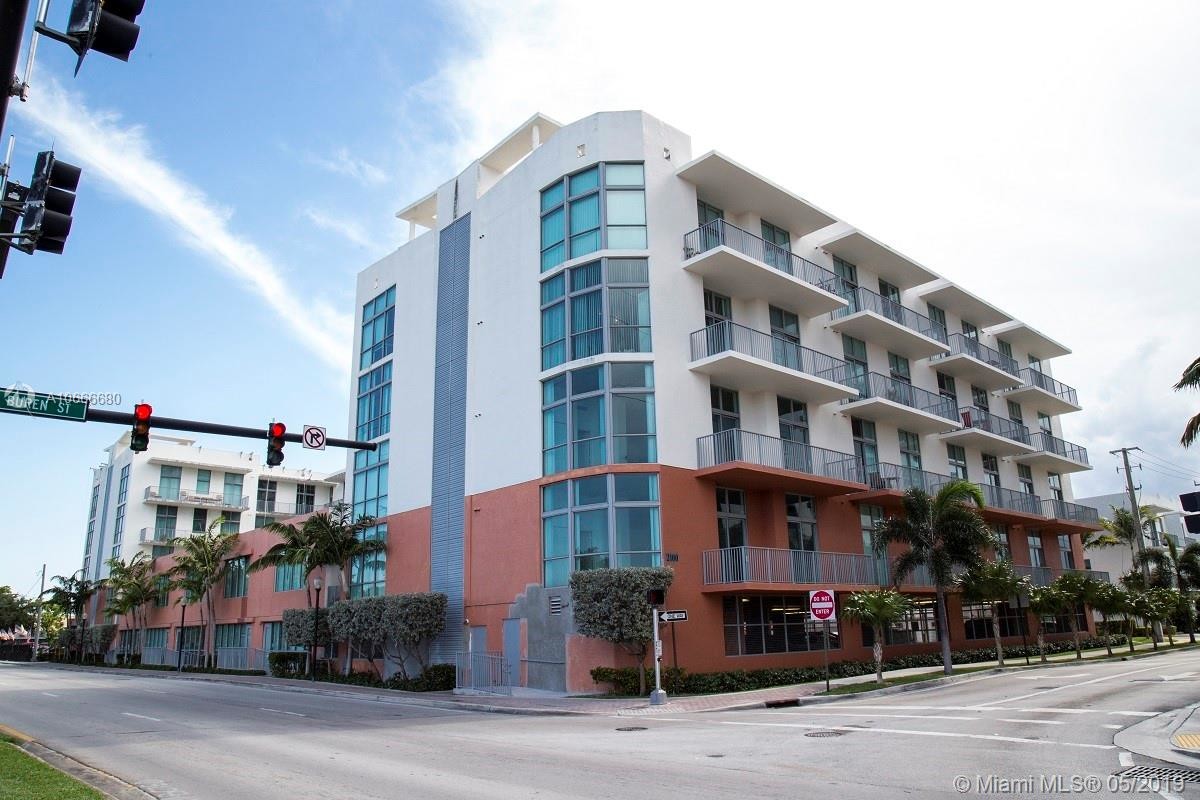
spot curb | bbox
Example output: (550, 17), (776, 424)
(2, 726), (155, 800)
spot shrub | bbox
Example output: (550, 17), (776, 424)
(283, 608), (331, 648)
(571, 567), (674, 695)
(386, 663), (457, 692)
(268, 651), (308, 678)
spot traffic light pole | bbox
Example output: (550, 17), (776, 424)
(84, 408), (378, 451)
(0, 0), (31, 143)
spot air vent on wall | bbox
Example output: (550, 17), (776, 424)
(549, 595), (564, 615)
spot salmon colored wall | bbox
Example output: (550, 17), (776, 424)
(383, 507), (432, 595)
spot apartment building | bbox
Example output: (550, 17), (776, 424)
(83, 431), (343, 584)
(1075, 491), (1195, 582)
(347, 110), (1101, 692)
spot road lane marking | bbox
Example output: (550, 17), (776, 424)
(121, 712), (162, 722)
(1119, 752), (1135, 767)
(818, 704), (1149, 716)
(764, 711), (977, 722)
(996, 718), (1066, 725)
(1107, 711), (1156, 717)
(40, 692), (59, 697)
(259, 707), (306, 717)
(1103, 724), (1123, 730)
(974, 664), (1170, 706)
(713, 720), (1116, 750)
(141, 689), (167, 694)
(1015, 672), (1092, 680)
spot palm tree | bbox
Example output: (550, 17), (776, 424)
(872, 480), (995, 676)
(247, 518), (329, 609)
(169, 567), (207, 670)
(1051, 572), (1095, 659)
(168, 517), (240, 669)
(1137, 538), (1200, 643)
(305, 501), (384, 601)
(842, 590), (912, 685)
(1026, 586), (1065, 663)
(1099, 506), (1158, 566)
(1175, 355), (1200, 446)
(1149, 588), (1183, 646)
(104, 553), (156, 661)
(956, 560), (1030, 667)
(42, 570), (101, 663)
(1089, 583), (1128, 657)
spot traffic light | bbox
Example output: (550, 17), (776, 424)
(645, 588), (665, 606)
(66, 0), (146, 72)
(19, 151), (81, 254)
(267, 422), (286, 467)
(130, 403), (152, 452)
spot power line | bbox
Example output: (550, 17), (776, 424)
(1139, 464), (1200, 484)
(1136, 449), (1200, 480)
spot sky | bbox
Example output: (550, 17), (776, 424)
(1, 0), (1199, 595)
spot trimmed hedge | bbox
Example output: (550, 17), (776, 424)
(264, 663), (456, 692)
(268, 652), (308, 678)
(590, 635), (1129, 696)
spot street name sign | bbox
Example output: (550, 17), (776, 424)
(659, 610), (688, 622)
(809, 589), (836, 622)
(0, 388), (87, 421)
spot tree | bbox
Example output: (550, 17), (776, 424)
(1051, 572), (1095, 659)
(169, 517), (240, 669)
(1136, 538), (1200, 643)
(841, 590), (912, 685)
(956, 560), (1030, 667)
(42, 570), (101, 663)
(104, 553), (156, 660)
(872, 480), (995, 676)
(1099, 506), (1159, 566)
(248, 517), (329, 609)
(570, 567), (674, 696)
(1026, 586), (1065, 663)
(1149, 588), (1183, 647)
(1174, 355), (1200, 447)
(1089, 583), (1128, 657)
(380, 593), (447, 679)
(0, 586), (34, 631)
(170, 564), (208, 668)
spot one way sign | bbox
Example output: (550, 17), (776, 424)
(659, 610), (688, 622)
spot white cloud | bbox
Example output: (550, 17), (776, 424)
(301, 207), (378, 250)
(428, 0), (1200, 497)
(305, 146), (388, 186)
(15, 76), (352, 372)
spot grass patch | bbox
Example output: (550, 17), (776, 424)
(0, 742), (104, 800)
(819, 665), (995, 696)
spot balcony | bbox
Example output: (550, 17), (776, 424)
(682, 220), (847, 317)
(827, 286), (950, 360)
(144, 485), (250, 512)
(939, 407), (1035, 457)
(137, 527), (184, 548)
(928, 334), (1022, 390)
(1014, 565), (1111, 587)
(1042, 499), (1102, 531)
(850, 462), (954, 506)
(1011, 432), (1091, 474)
(696, 429), (865, 496)
(979, 483), (1044, 521)
(839, 372), (960, 434)
(1000, 368), (1082, 416)
(255, 500), (329, 518)
(701, 546), (935, 590)
(688, 321), (859, 406)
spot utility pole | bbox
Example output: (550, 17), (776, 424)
(1112, 446), (1161, 642)
(29, 562), (44, 661)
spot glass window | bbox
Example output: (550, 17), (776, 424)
(159, 465), (181, 501)
(359, 286), (396, 369)
(1038, 412), (1053, 434)
(997, 340), (1013, 360)
(192, 508), (207, 533)
(605, 163), (644, 187)
(569, 166), (600, 195)
(1048, 472), (1063, 502)
(993, 523), (1011, 560)
(927, 304), (946, 331)
(723, 595), (840, 655)
(542, 257), (651, 368)
(215, 623), (250, 650)
(1059, 534), (1075, 569)
(196, 469), (211, 495)
(842, 335), (868, 393)
(863, 596), (940, 646)
(223, 473), (244, 508)
(257, 479), (278, 514)
(971, 385), (990, 411)
(220, 512), (241, 534)
(947, 444), (968, 480)
(569, 194), (601, 256)
(786, 494), (817, 552)
(778, 397), (809, 444)
(937, 372), (957, 402)
(711, 386), (740, 433)
(961, 320), (979, 339)
(542, 364), (655, 475)
(852, 417), (878, 470)
(541, 206), (566, 271)
(609, 287), (650, 353)
(356, 362), (392, 440)
(296, 484), (316, 514)
(352, 440), (389, 520)
(982, 453), (1000, 487)
(1028, 532), (1046, 567)
(1007, 399), (1023, 425)
(899, 430), (922, 471)
(543, 473), (660, 585)
(611, 362), (653, 389)
(606, 191), (647, 249)
(223, 556), (249, 598)
(569, 290), (603, 359)
(888, 352), (911, 383)
(614, 473), (658, 502)
(274, 562), (305, 592)
(1018, 464), (1034, 494)
(263, 621), (304, 653)
(349, 523), (387, 598)
(704, 290), (732, 325)
(963, 599), (1027, 639)
(540, 180), (564, 212)
(716, 487), (746, 550)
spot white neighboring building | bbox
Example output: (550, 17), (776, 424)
(1075, 491), (1194, 582)
(82, 432), (344, 582)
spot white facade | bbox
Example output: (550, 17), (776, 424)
(1075, 491), (1196, 582)
(82, 432), (343, 582)
(352, 110), (1090, 517)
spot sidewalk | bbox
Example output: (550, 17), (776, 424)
(17, 639), (1194, 717)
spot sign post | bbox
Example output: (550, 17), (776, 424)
(658, 610), (688, 672)
(650, 604), (666, 705)
(809, 589), (837, 693)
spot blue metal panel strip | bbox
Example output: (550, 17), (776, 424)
(430, 213), (471, 663)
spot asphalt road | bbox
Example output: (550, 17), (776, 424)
(3, 652), (1200, 800)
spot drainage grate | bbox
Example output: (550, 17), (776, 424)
(805, 730), (844, 738)
(1117, 766), (1200, 783)
(615, 726), (647, 732)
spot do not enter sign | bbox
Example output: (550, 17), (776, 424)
(809, 589), (836, 622)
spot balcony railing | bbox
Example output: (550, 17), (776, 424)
(702, 546), (934, 587)
(689, 321), (855, 386)
(1042, 499), (1100, 525)
(980, 483), (1043, 516)
(697, 429), (863, 484)
(138, 527), (187, 545)
(848, 372), (959, 422)
(1014, 565), (1111, 587)
(832, 285), (948, 344)
(1028, 431), (1089, 465)
(1019, 368), (1078, 406)
(956, 407), (1031, 445)
(255, 500), (328, 516)
(145, 485), (250, 511)
(862, 462), (953, 494)
(937, 334), (1020, 377)
(682, 219), (841, 293)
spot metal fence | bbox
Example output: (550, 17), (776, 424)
(1042, 499), (1100, 525)
(938, 334), (1020, 377)
(980, 483), (1043, 515)
(701, 546), (935, 588)
(832, 285), (948, 344)
(689, 320), (855, 388)
(682, 220), (840, 293)
(851, 372), (959, 422)
(1028, 431), (1090, 465)
(863, 462), (953, 494)
(1020, 368), (1079, 406)
(455, 651), (512, 695)
(956, 406), (1031, 445)
(697, 429), (863, 483)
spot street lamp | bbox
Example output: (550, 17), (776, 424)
(311, 577), (323, 682)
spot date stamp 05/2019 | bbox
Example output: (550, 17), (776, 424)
(953, 773), (1186, 795)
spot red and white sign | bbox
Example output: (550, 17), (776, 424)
(809, 589), (836, 622)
